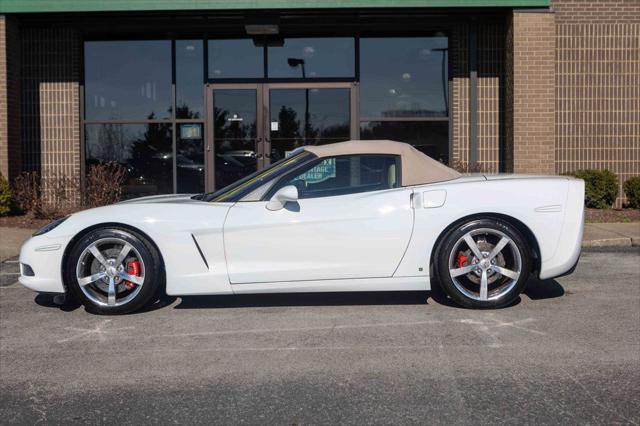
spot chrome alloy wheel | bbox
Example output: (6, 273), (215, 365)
(75, 237), (145, 307)
(447, 228), (522, 302)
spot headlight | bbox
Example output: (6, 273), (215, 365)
(33, 216), (70, 236)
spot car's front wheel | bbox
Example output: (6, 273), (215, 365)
(435, 218), (531, 309)
(64, 227), (163, 314)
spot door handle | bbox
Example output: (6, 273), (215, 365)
(256, 153), (263, 159)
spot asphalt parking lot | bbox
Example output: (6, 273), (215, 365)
(1, 247), (639, 425)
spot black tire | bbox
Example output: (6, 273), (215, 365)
(434, 218), (531, 309)
(64, 227), (164, 315)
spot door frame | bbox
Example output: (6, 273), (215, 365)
(205, 82), (359, 192)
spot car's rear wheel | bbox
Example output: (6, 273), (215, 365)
(64, 227), (163, 315)
(435, 218), (531, 309)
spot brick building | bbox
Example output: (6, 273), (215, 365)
(0, 0), (638, 206)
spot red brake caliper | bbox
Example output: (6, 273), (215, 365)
(124, 261), (141, 289)
(456, 252), (469, 268)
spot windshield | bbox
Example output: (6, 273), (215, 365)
(200, 151), (316, 202)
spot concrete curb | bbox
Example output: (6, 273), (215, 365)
(582, 238), (638, 248)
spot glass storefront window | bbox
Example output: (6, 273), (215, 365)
(177, 124), (205, 194)
(268, 38), (355, 78)
(359, 37), (448, 119)
(360, 121), (449, 164)
(176, 40), (204, 119)
(208, 39), (264, 79)
(84, 41), (172, 120)
(83, 34), (450, 196)
(85, 124), (173, 197)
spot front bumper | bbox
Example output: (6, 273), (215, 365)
(18, 234), (71, 293)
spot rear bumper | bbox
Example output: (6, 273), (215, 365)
(539, 179), (585, 280)
(18, 234), (69, 293)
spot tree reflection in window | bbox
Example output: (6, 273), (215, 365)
(86, 120), (173, 198)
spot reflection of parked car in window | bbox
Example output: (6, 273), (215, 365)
(20, 140), (584, 315)
(411, 144), (448, 164)
(175, 154), (205, 172)
(215, 150), (257, 188)
(221, 150), (255, 158)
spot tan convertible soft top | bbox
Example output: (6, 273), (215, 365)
(304, 140), (461, 186)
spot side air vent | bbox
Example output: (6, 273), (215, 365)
(534, 205), (562, 213)
(191, 234), (209, 270)
(20, 263), (35, 277)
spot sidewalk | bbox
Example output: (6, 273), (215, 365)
(0, 227), (35, 262)
(0, 223), (639, 265)
(582, 222), (640, 248)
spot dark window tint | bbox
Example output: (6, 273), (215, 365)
(208, 39), (264, 79)
(272, 155), (400, 199)
(177, 123), (205, 194)
(84, 41), (172, 120)
(85, 124), (173, 197)
(176, 40), (204, 119)
(268, 38), (355, 78)
(360, 121), (449, 164)
(360, 37), (448, 118)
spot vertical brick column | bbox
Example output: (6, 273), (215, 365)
(21, 27), (81, 207)
(504, 10), (556, 174)
(450, 21), (506, 173)
(0, 15), (21, 181)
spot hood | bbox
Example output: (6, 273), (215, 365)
(117, 193), (203, 205)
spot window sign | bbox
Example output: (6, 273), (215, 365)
(294, 158), (336, 184)
(180, 123), (202, 140)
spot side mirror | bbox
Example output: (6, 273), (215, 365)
(266, 185), (299, 211)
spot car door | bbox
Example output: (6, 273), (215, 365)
(223, 154), (414, 284)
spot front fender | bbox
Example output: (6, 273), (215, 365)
(29, 201), (234, 296)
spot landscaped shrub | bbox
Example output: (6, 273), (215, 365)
(45, 173), (80, 216)
(450, 160), (483, 173)
(84, 162), (127, 208)
(0, 173), (12, 217)
(623, 176), (640, 209)
(11, 165), (127, 218)
(563, 169), (618, 209)
(12, 172), (42, 217)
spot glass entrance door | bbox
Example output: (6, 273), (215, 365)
(266, 84), (353, 163)
(207, 83), (356, 190)
(209, 85), (264, 190)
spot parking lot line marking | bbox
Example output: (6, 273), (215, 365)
(57, 319), (135, 343)
(158, 320), (444, 339)
(459, 318), (545, 335)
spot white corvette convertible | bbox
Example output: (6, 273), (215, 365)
(19, 140), (584, 314)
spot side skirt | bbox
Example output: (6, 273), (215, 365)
(230, 276), (430, 295)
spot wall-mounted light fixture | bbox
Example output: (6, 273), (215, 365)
(244, 13), (280, 35)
